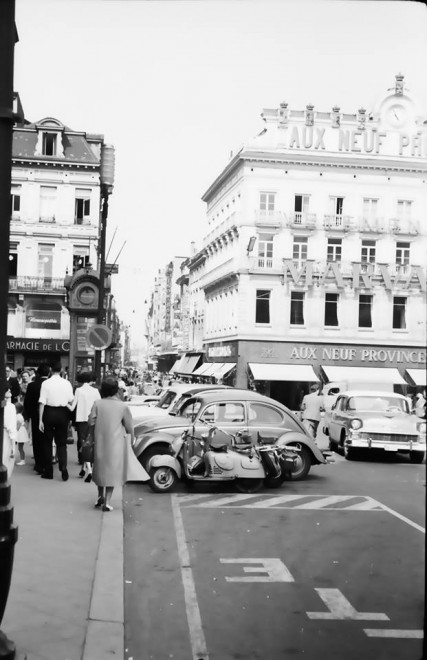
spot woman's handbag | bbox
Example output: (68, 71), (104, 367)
(81, 429), (94, 463)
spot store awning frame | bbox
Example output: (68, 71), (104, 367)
(248, 363), (319, 382)
(322, 366), (406, 385)
(175, 354), (200, 375)
(170, 356), (185, 374)
(405, 369), (426, 387)
(192, 363), (214, 377)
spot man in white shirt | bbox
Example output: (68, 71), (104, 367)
(68, 371), (100, 479)
(39, 362), (74, 480)
(301, 384), (324, 439)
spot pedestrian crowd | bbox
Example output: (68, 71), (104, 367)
(2, 363), (149, 511)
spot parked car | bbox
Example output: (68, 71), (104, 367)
(327, 390), (426, 462)
(130, 383), (232, 421)
(133, 389), (330, 480)
(128, 394), (162, 419)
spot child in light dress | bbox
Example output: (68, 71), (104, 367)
(15, 401), (30, 466)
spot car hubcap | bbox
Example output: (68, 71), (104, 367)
(155, 468), (173, 488)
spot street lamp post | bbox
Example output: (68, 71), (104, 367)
(94, 144), (115, 385)
(0, 2), (18, 658)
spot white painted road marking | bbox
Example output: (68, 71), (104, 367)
(179, 493), (425, 532)
(171, 494), (209, 660)
(307, 588), (389, 621)
(220, 558), (295, 582)
(364, 629), (423, 638)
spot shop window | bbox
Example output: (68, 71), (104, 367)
(361, 240), (376, 267)
(293, 236), (307, 264)
(42, 132), (57, 156)
(358, 294), (373, 328)
(258, 233), (274, 268)
(290, 291), (304, 325)
(259, 192), (275, 213)
(75, 189), (91, 224)
(393, 297), (407, 330)
(327, 238), (342, 262)
(396, 241), (410, 267)
(324, 293), (339, 327)
(11, 185), (21, 218)
(255, 289), (270, 324)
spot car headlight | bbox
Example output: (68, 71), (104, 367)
(350, 419), (363, 430)
(417, 422), (426, 434)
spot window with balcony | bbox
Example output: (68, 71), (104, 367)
(75, 189), (91, 225)
(11, 185), (21, 219)
(259, 192), (275, 212)
(39, 186), (57, 223)
(327, 238), (342, 262)
(73, 246), (90, 272)
(37, 244), (53, 281)
(293, 236), (308, 265)
(258, 233), (274, 268)
(9, 243), (17, 278)
(324, 293), (339, 327)
(363, 198), (378, 219)
(294, 194), (310, 223)
(358, 294), (373, 328)
(290, 291), (305, 325)
(361, 240), (376, 265)
(42, 132), (57, 156)
(393, 296), (407, 330)
(255, 289), (270, 324)
(396, 241), (410, 270)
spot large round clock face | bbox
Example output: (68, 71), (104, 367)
(386, 103), (408, 128)
(77, 284), (96, 305)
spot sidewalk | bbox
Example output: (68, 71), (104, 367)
(2, 445), (124, 660)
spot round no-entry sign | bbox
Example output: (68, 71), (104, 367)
(86, 324), (113, 350)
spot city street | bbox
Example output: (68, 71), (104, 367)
(123, 442), (425, 660)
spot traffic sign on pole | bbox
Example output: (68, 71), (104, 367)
(86, 324), (113, 350)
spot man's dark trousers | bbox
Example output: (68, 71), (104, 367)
(43, 405), (70, 475)
(31, 416), (45, 473)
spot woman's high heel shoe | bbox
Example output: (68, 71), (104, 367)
(94, 497), (104, 508)
(102, 504), (113, 512)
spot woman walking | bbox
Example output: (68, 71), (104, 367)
(88, 376), (149, 511)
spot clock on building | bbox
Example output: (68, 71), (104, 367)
(76, 283), (97, 305)
(381, 96), (414, 130)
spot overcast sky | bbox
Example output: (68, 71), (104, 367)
(14, 0), (427, 348)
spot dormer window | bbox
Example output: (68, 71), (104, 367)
(42, 132), (57, 156)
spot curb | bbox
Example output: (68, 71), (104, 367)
(82, 488), (124, 660)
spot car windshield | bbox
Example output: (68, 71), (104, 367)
(347, 396), (408, 413)
(156, 390), (176, 409)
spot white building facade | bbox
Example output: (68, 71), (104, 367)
(191, 75), (426, 408)
(8, 117), (104, 370)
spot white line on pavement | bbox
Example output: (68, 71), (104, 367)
(376, 503), (425, 534)
(171, 494), (209, 660)
(364, 629), (423, 638)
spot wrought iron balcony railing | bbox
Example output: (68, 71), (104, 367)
(9, 276), (66, 292)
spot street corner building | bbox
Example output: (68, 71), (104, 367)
(149, 75), (426, 409)
(7, 114), (121, 374)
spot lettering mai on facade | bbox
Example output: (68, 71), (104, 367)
(283, 260), (426, 292)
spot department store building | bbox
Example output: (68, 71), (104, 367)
(188, 75), (426, 409)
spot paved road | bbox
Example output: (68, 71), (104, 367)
(123, 444), (425, 660)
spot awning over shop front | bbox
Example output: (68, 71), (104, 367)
(248, 363), (319, 382)
(213, 363), (236, 379)
(175, 354), (200, 375)
(405, 369), (426, 386)
(170, 356), (185, 374)
(322, 366), (406, 385)
(192, 363), (213, 377)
